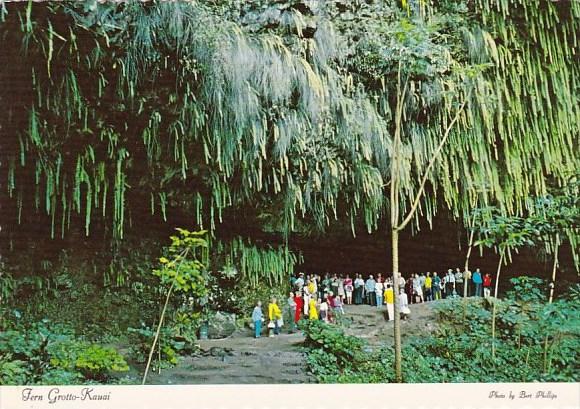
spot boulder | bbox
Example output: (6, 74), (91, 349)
(207, 311), (237, 339)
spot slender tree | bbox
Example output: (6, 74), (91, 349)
(475, 210), (536, 359)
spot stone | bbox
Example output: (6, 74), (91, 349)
(207, 311), (237, 339)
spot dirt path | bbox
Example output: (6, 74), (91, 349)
(146, 302), (437, 384)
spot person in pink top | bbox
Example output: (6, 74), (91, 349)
(344, 274), (353, 305)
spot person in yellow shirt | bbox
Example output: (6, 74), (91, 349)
(308, 296), (318, 320)
(268, 297), (282, 336)
(384, 284), (395, 321)
(307, 280), (316, 296)
(425, 272), (433, 301)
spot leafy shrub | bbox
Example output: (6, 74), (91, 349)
(505, 276), (546, 303)
(39, 368), (84, 385)
(49, 340), (129, 380)
(0, 320), (128, 384)
(0, 357), (30, 384)
(127, 325), (186, 367)
(300, 319), (373, 381)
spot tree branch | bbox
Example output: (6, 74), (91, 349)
(396, 99), (467, 231)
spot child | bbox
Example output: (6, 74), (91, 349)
(319, 298), (329, 322)
(334, 295), (344, 316)
(268, 297), (282, 336)
(326, 292), (335, 323)
(252, 301), (263, 338)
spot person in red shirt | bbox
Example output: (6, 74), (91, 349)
(483, 273), (492, 298)
(326, 292), (336, 323)
(294, 291), (304, 324)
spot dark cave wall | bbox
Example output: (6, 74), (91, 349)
(1, 199), (577, 291)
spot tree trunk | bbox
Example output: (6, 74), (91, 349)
(493, 251), (503, 299)
(491, 251), (504, 360)
(544, 236), (559, 372)
(463, 226), (475, 298)
(142, 282), (174, 384)
(548, 237), (559, 304)
(392, 228), (402, 382)
(461, 216), (476, 320)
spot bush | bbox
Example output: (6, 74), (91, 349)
(49, 341), (129, 380)
(127, 325), (187, 368)
(0, 320), (128, 384)
(0, 358), (30, 385)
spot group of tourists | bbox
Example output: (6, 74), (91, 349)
(250, 268), (493, 338)
(399, 268), (494, 304)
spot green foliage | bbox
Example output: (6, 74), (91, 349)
(39, 368), (84, 385)
(505, 277), (546, 303)
(214, 237), (302, 288)
(135, 228), (208, 371)
(49, 342), (129, 380)
(0, 359), (30, 385)
(526, 181), (580, 268)
(475, 207), (537, 257)
(154, 228), (208, 295)
(0, 261), (17, 304)
(0, 320), (128, 384)
(303, 278), (579, 383)
(300, 319), (372, 382)
(126, 325), (188, 368)
(1, 0), (576, 249)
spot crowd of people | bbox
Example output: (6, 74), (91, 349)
(251, 269), (493, 338)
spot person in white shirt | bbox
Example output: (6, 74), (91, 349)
(294, 273), (305, 291)
(399, 289), (411, 319)
(446, 269), (456, 297)
(319, 299), (329, 322)
(375, 280), (384, 307)
(412, 274), (423, 303)
(303, 281), (311, 315)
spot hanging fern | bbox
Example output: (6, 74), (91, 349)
(0, 0), (576, 265)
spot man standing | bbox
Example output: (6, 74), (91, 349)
(375, 278), (384, 307)
(287, 292), (297, 333)
(455, 268), (463, 297)
(424, 272), (433, 301)
(472, 268), (483, 297)
(322, 273), (332, 298)
(354, 274), (365, 305)
(295, 273), (305, 291)
(419, 273), (426, 301)
(365, 275), (376, 306)
(432, 272), (441, 300)
(446, 269), (455, 298)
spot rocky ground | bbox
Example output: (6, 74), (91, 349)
(145, 301), (438, 384)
